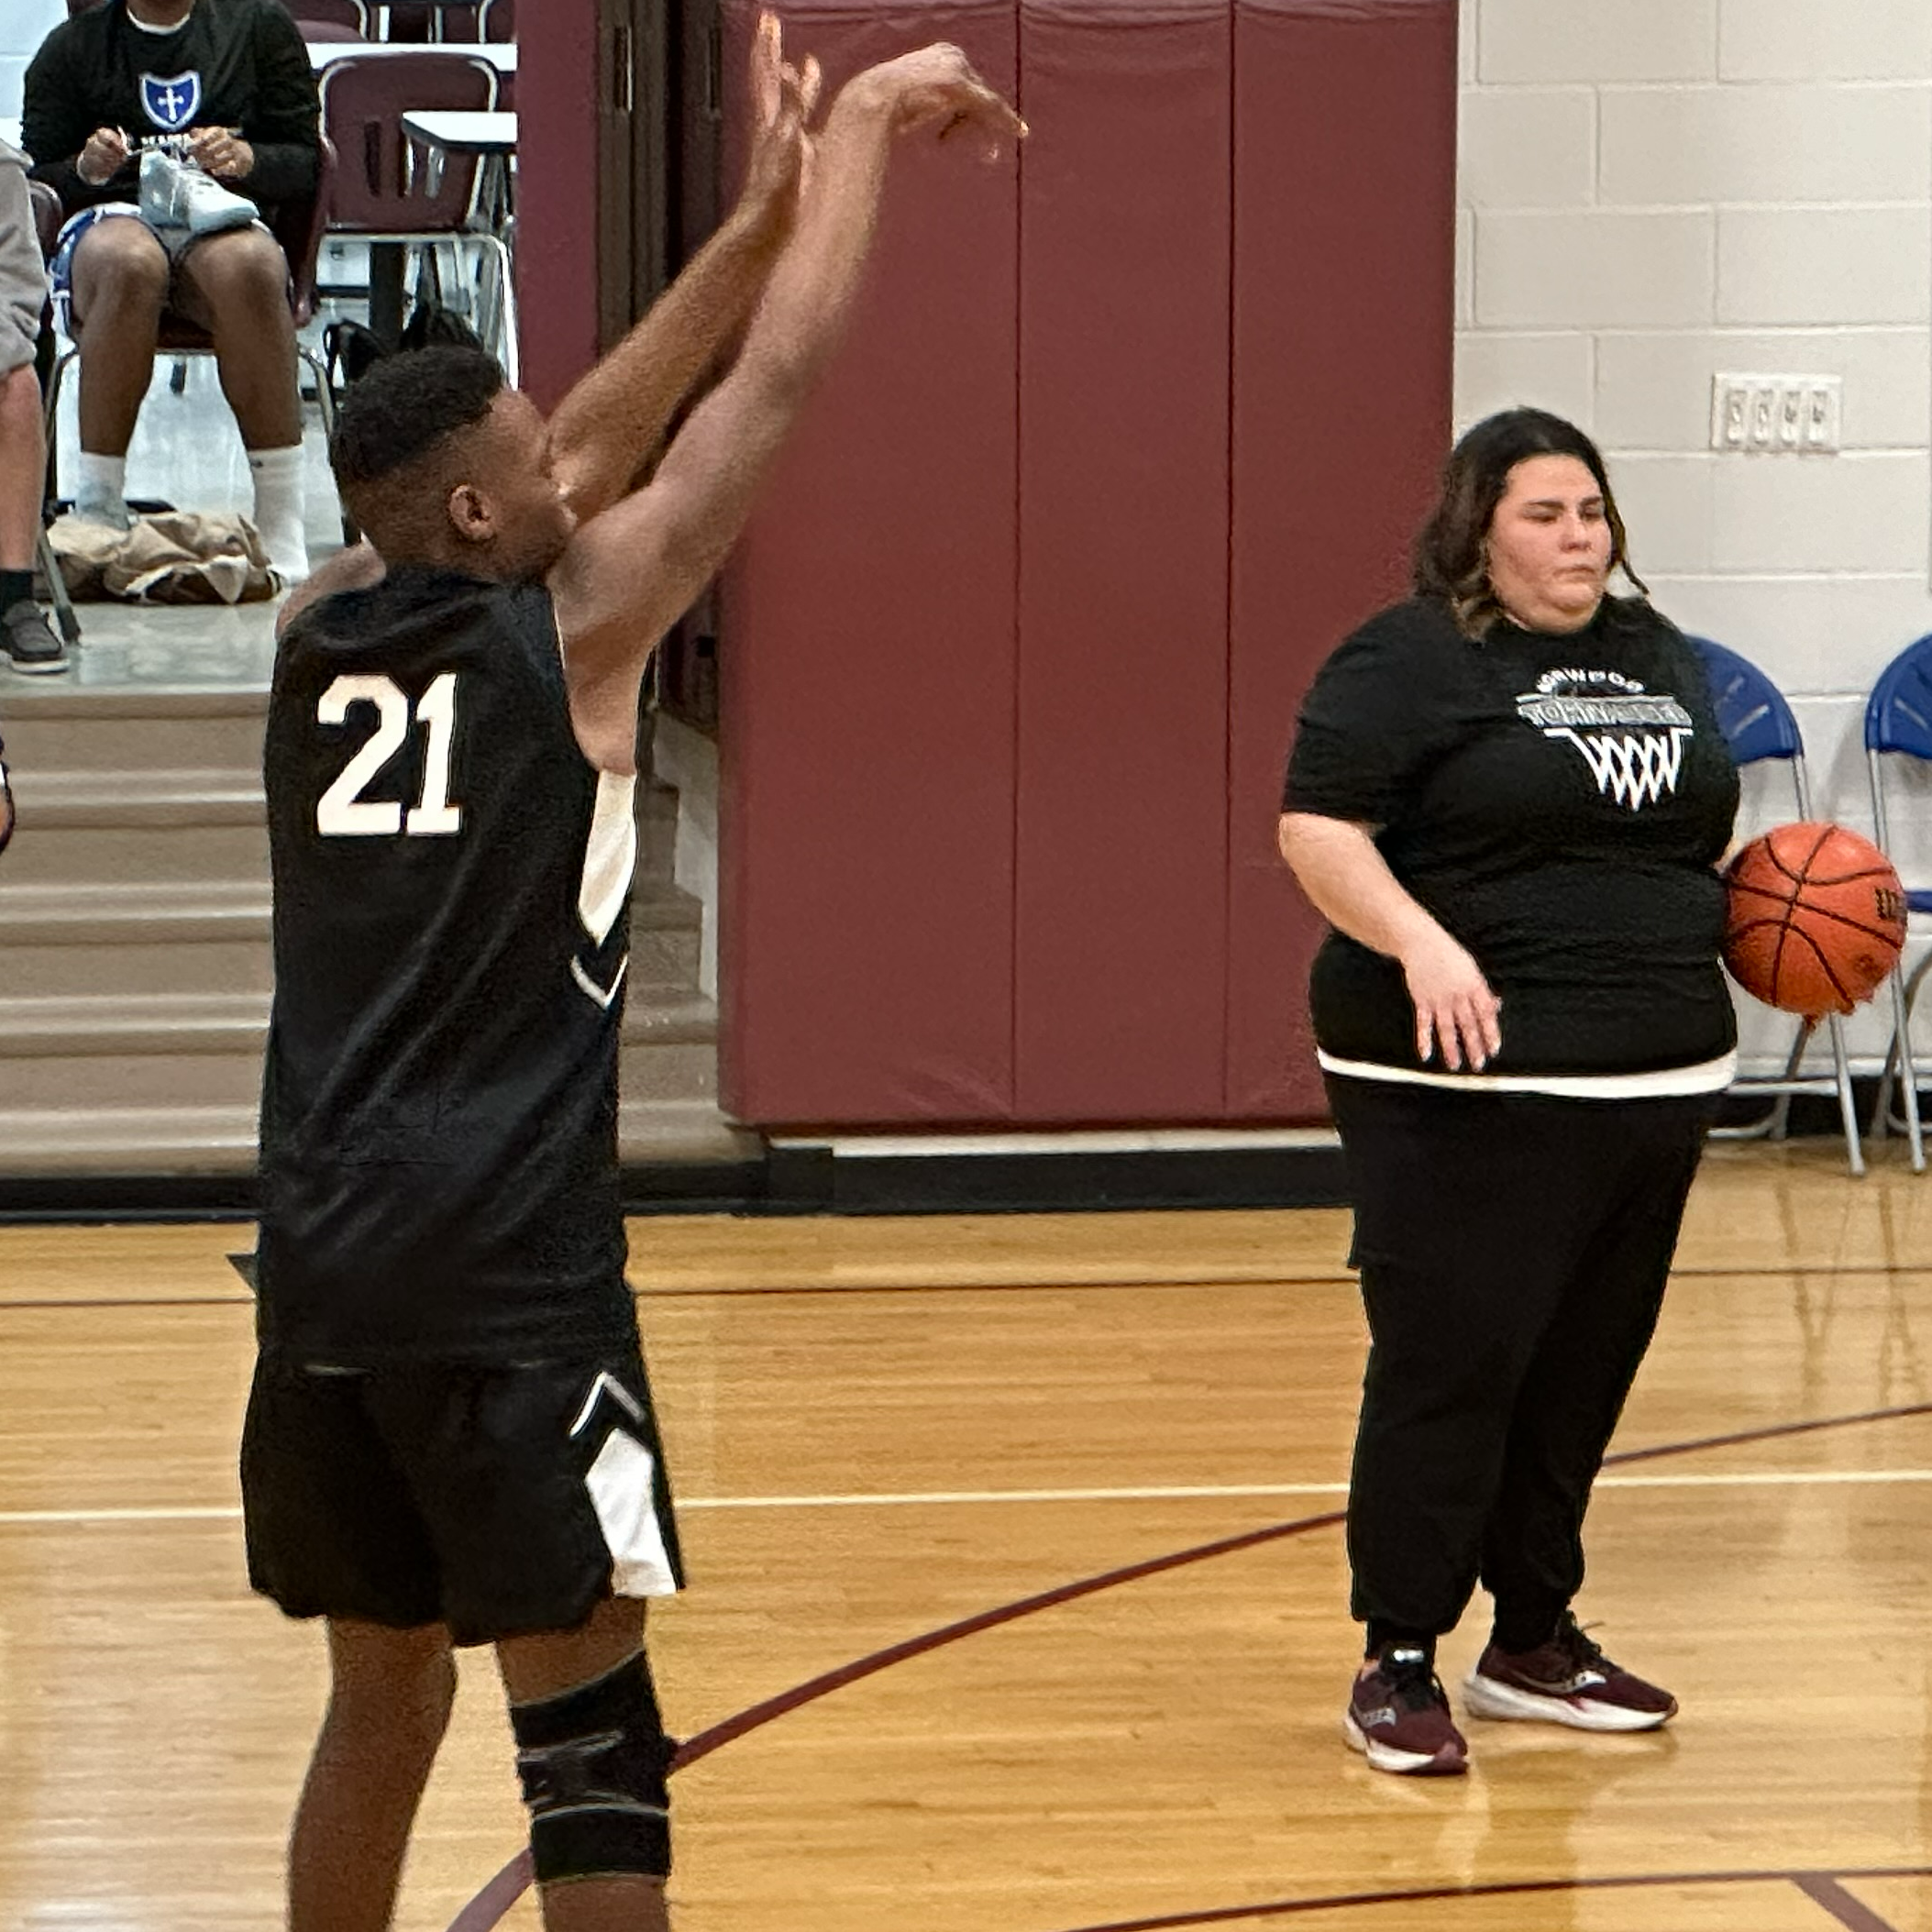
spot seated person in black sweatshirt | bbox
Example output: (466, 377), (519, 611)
(24, 0), (321, 584)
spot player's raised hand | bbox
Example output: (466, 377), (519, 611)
(741, 11), (819, 222)
(848, 42), (1025, 161)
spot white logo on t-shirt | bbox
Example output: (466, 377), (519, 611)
(1515, 669), (1695, 812)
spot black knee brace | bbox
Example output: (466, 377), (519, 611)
(510, 1650), (675, 1884)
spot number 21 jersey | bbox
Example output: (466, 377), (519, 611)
(258, 566), (637, 1364)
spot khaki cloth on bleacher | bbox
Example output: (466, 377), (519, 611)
(46, 510), (279, 604)
(0, 138), (48, 380)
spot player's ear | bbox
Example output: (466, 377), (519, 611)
(447, 482), (495, 546)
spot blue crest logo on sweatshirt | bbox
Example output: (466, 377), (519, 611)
(140, 71), (202, 133)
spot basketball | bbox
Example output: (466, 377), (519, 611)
(1723, 822), (1906, 1016)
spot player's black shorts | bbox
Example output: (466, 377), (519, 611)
(241, 1347), (684, 1647)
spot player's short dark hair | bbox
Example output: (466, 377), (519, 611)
(329, 347), (506, 490)
(1413, 406), (1646, 639)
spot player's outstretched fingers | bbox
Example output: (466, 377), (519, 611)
(752, 9), (786, 126)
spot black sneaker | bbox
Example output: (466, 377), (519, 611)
(2, 599), (71, 675)
(1343, 1645), (1468, 1775)
(1464, 1613), (1676, 1732)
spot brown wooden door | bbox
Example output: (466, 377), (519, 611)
(595, 0), (671, 349)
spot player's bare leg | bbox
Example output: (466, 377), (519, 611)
(497, 1596), (671, 1932)
(289, 1618), (457, 1932)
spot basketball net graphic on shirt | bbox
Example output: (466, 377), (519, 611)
(1516, 669), (1695, 812)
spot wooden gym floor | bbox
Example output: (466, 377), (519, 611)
(3, 1140), (1931, 1932)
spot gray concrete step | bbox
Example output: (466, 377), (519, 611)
(0, 986), (722, 1157)
(2, 768), (679, 887)
(0, 686), (270, 773)
(0, 1096), (753, 1175)
(0, 676), (722, 1176)
(0, 878), (702, 998)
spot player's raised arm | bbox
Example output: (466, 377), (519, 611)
(542, 12), (817, 525)
(548, 38), (1023, 773)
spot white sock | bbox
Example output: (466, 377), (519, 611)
(249, 444), (309, 586)
(74, 452), (130, 531)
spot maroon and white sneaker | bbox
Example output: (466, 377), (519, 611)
(1344, 1646), (1469, 1775)
(1463, 1614), (1676, 1732)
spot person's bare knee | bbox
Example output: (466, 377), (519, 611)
(69, 219), (169, 329)
(177, 228), (293, 337)
(498, 1595), (646, 1706)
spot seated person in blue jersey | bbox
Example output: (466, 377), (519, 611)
(23, 0), (320, 584)
(249, 19), (1021, 1932)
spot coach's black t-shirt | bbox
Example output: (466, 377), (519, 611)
(1281, 594), (1739, 1080)
(257, 569), (637, 1365)
(23, 0), (319, 214)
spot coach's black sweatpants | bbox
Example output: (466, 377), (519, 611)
(1324, 1075), (1717, 1652)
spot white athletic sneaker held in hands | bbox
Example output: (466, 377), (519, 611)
(139, 146), (259, 241)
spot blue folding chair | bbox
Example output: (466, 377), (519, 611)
(1694, 636), (1865, 1176)
(1864, 633), (1932, 1173)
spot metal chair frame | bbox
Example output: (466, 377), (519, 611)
(1863, 632), (1932, 1173)
(25, 179), (81, 646)
(1695, 635), (1865, 1176)
(316, 52), (517, 382)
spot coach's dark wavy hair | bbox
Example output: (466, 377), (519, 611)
(1413, 407), (1647, 639)
(328, 345), (504, 491)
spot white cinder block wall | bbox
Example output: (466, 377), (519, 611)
(1457, 0), (1932, 1074)
(1, 4), (68, 121)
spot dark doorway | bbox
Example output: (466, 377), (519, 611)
(595, 0), (723, 730)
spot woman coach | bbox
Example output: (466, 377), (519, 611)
(1277, 407), (1740, 1777)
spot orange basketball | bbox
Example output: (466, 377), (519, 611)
(1724, 822), (1906, 1016)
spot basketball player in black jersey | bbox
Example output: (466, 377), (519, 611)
(244, 17), (1021, 1931)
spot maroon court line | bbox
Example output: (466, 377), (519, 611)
(1040, 1865), (1930, 1932)
(447, 1398), (1932, 1932)
(1794, 1871), (1912, 1932)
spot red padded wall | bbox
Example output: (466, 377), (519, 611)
(1224, 0), (1459, 1118)
(718, 0), (1022, 1123)
(717, 0), (1457, 1128)
(1012, 0), (1233, 1121)
(513, 0), (599, 414)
